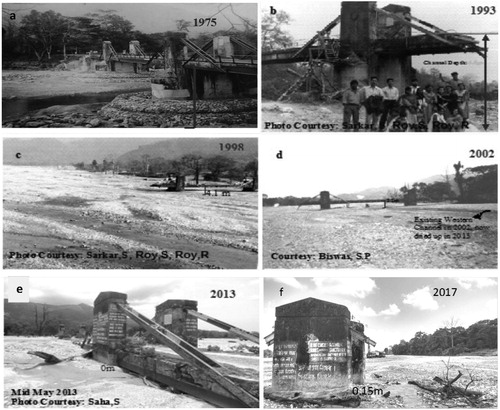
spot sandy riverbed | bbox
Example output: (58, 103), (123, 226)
(5, 337), (213, 408)
(2, 70), (151, 99)
(264, 354), (497, 408)
(264, 203), (497, 269)
(4, 166), (258, 269)
(262, 99), (498, 132)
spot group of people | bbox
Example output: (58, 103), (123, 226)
(342, 72), (470, 132)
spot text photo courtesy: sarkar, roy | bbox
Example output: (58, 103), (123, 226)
(3, 137), (258, 269)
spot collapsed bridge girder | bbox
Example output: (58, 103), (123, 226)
(92, 292), (258, 408)
(116, 302), (259, 408)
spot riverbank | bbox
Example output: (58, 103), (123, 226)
(2, 70), (257, 128)
(3, 93), (258, 128)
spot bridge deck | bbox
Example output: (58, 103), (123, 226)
(263, 35), (483, 64)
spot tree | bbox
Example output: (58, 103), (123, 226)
(392, 339), (410, 355)
(262, 11), (293, 52)
(409, 331), (430, 355)
(181, 154), (203, 185)
(62, 16), (102, 54)
(176, 19), (192, 32)
(141, 154), (150, 174)
(244, 159), (258, 190)
(20, 10), (67, 61)
(443, 317), (460, 348)
(149, 157), (169, 175)
(126, 159), (142, 174)
(386, 188), (402, 201)
(462, 164), (497, 203)
(86, 10), (134, 51)
(205, 155), (236, 181)
(34, 304), (49, 336)
(453, 161), (464, 201)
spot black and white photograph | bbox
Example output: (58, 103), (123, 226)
(263, 277), (498, 408)
(4, 277), (259, 408)
(262, 135), (497, 269)
(4, 137), (258, 269)
(2, 3), (257, 128)
(262, 1), (497, 132)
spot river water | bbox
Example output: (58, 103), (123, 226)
(2, 89), (149, 119)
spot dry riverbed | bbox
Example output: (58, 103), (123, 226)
(264, 203), (497, 269)
(264, 354), (498, 408)
(5, 337), (213, 408)
(2, 70), (151, 99)
(262, 99), (498, 132)
(4, 166), (258, 269)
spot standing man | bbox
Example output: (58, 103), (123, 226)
(342, 79), (361, 131)
(410, 78), (424, 107)
(380, 78), (399, 130)
(440, 72), (461, 91)
(361, 76), (384, 131)
(399, 86), (419, 127)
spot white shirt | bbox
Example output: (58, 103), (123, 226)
(382, 86), (399, 100)
(363, 86), (384, 100)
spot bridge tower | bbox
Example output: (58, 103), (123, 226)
(335, 2), (412, 89)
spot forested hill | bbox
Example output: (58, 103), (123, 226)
(116, 138), (257, 164)
(4, 138), (257, 166)
(4, 300), (93, 336)
(392, 319), (497, 356)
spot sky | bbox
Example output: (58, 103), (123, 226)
(263, 1), (498, 82)
(261, 134), (498, 198)
(264, 277), (498, 350)
(3, 3), (257, 37)
(4, 277), (260, 332)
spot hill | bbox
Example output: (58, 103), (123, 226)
(4, 300), (93, 336)
(3, 138), (258, 166)
(115, 138), (257, 165)
(338, 186), (398, 200)
(3, 138), (164, 166)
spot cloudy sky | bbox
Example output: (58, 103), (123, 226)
(263, 1), (498, 82)
(264, 277), (497, 350)
(4, 276), (259, 332)
(3, 3), (256, 37)
(261, 134), (497, 197)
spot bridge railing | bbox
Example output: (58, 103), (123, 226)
(215, 55), (258, 65)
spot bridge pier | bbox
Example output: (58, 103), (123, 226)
(320, 191), (331, 210)
(92, 291), (128, 365)
(154, 300), (198, 347)
(336, 2), (411, 89)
